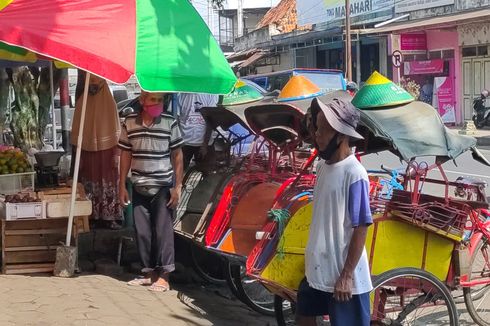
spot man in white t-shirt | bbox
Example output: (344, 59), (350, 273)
(297, 97), (372, 326)
(177, 93), (219, 171)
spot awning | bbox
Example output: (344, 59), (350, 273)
(239, 52), (267, 68)
(362, 9), (490, 34)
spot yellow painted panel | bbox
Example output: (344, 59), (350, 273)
(260, 253), (305, 291)
(0, 0), (12, 12)
(425, 232), (454, 280)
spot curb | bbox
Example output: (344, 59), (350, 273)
(477, 136), (490, 147)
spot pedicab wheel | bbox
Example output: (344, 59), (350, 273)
(226, 261), (276, 316)
(274, 295), (296, 326)
(464, 239), (490, 326)
(190, 244), (227, 285)
(371, 267), (459, 326)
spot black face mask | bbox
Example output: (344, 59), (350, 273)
(317, 132), (340, 161)
(88, 84), (101, 96)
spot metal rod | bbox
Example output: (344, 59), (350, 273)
(345, 0), (352, 81)
(49, 63), (57, 149)
(65, 72), (90, 246)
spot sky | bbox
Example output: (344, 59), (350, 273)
(192, 0), (280, 37)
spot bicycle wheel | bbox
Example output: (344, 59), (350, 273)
(227, 261), (276, 316)
(371, 267), (459, 325)
(464, 238), (490, 326)
(190, 244), (227, 285)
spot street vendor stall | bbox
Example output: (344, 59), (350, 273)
(0, 0), (236, 275)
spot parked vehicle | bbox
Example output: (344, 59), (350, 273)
(473, 89), (490, 129)
(243, 68), (346, 93)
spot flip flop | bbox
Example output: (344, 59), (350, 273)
(148, 283), (170, 292)
(127, 278), (152, 286)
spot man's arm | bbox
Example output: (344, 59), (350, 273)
(171, 148), (183, 189)
(119, 150), (132, 206)
(334, 226), (368, 302)
(168, 148), (183, 209)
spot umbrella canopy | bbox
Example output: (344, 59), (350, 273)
(0, 42), (71, 68)
(0, 0), (236, 94)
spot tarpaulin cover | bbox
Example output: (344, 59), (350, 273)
(359, 101), (477, 161)
(0, 0), (236, 94)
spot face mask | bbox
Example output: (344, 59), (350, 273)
(88, 84), (100, 96)
(144, 103), (163, 118)
(318, 133), (340, 161)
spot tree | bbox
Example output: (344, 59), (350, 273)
(1, 66), (61, 150)
(211, 0), (225, 9)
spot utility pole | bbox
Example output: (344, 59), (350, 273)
(237, 0), (244, 37)
(345, 0), (352, 82)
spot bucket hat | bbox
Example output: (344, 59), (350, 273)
(311, 96), (364, 140)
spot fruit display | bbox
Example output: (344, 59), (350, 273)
(0, 146), (33, 175)
(4, 193), (39, 203)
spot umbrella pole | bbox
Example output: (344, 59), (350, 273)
(65, 72), (90, 246)
(49, 63), (57, 150)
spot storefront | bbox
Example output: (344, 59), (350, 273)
(385, 29), (461, 125)
(458, 22), (490, 121)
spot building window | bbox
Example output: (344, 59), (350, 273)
(478, 46), (488, 56)
(442, 49), (455, 59)
(462, 47), (477, 57)
(429, 51), (442, 59)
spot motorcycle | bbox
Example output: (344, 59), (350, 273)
(472, 89), (490, 129)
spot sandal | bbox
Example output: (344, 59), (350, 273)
(127, 277), (152, 286)
(148, 283), (170, 292)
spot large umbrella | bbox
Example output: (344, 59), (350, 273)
(0, 0), (237, 248)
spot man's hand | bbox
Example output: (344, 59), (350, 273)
(167, 186), (182, 209)
(119, 186), (130, 208)
(333, 273), (353, 302)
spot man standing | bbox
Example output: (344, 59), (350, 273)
(297, 97), (372, 325)
(177, 93), (219, 170)
(119, 91), (184, 292)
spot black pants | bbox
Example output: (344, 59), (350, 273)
(182, 145), (216, 172)
(133, 187), (175, 275)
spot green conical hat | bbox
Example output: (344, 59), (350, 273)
(352, 71), (414, 109)
(220, 80), (264, 106)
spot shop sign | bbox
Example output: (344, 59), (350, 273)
(395, 0), (454, 14)
(434, 76), (456, 124)
(400, 33), (427, 51)
(403, 59), (444, 75)
(297, 0), (394, 25)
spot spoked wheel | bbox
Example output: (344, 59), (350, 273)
(226, 261), (276, 316)
(371, 268), (459, 325)
(190, 244), (227, 285)
(464, 239), (490, 326)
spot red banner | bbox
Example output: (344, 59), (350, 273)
(401, 33), (427, 51)
(403, 59), (444, 75)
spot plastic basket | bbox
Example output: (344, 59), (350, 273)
(0, 172), (36, 195)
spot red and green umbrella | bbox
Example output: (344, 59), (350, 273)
(0, 0), (236, 94)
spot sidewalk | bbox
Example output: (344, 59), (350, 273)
(450, 126), (490, 147)
(0, 273), (274, 326)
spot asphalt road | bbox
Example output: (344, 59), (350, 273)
(361, 147), (490, 198)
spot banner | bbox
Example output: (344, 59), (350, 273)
(404, 59), (444, 75)
(297, 0), (394, 25)
(400, 33), (427, 51)
(434, 76), (456, 124)
(396, 0), (454, 13)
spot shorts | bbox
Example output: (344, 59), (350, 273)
(297, 278), (370, 326)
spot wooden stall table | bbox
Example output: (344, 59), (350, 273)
(0, 183), (92, 274)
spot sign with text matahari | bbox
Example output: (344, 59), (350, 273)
(297, 0), (394, 26)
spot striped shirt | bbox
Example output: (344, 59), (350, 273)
(118, 113), (184, 187)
